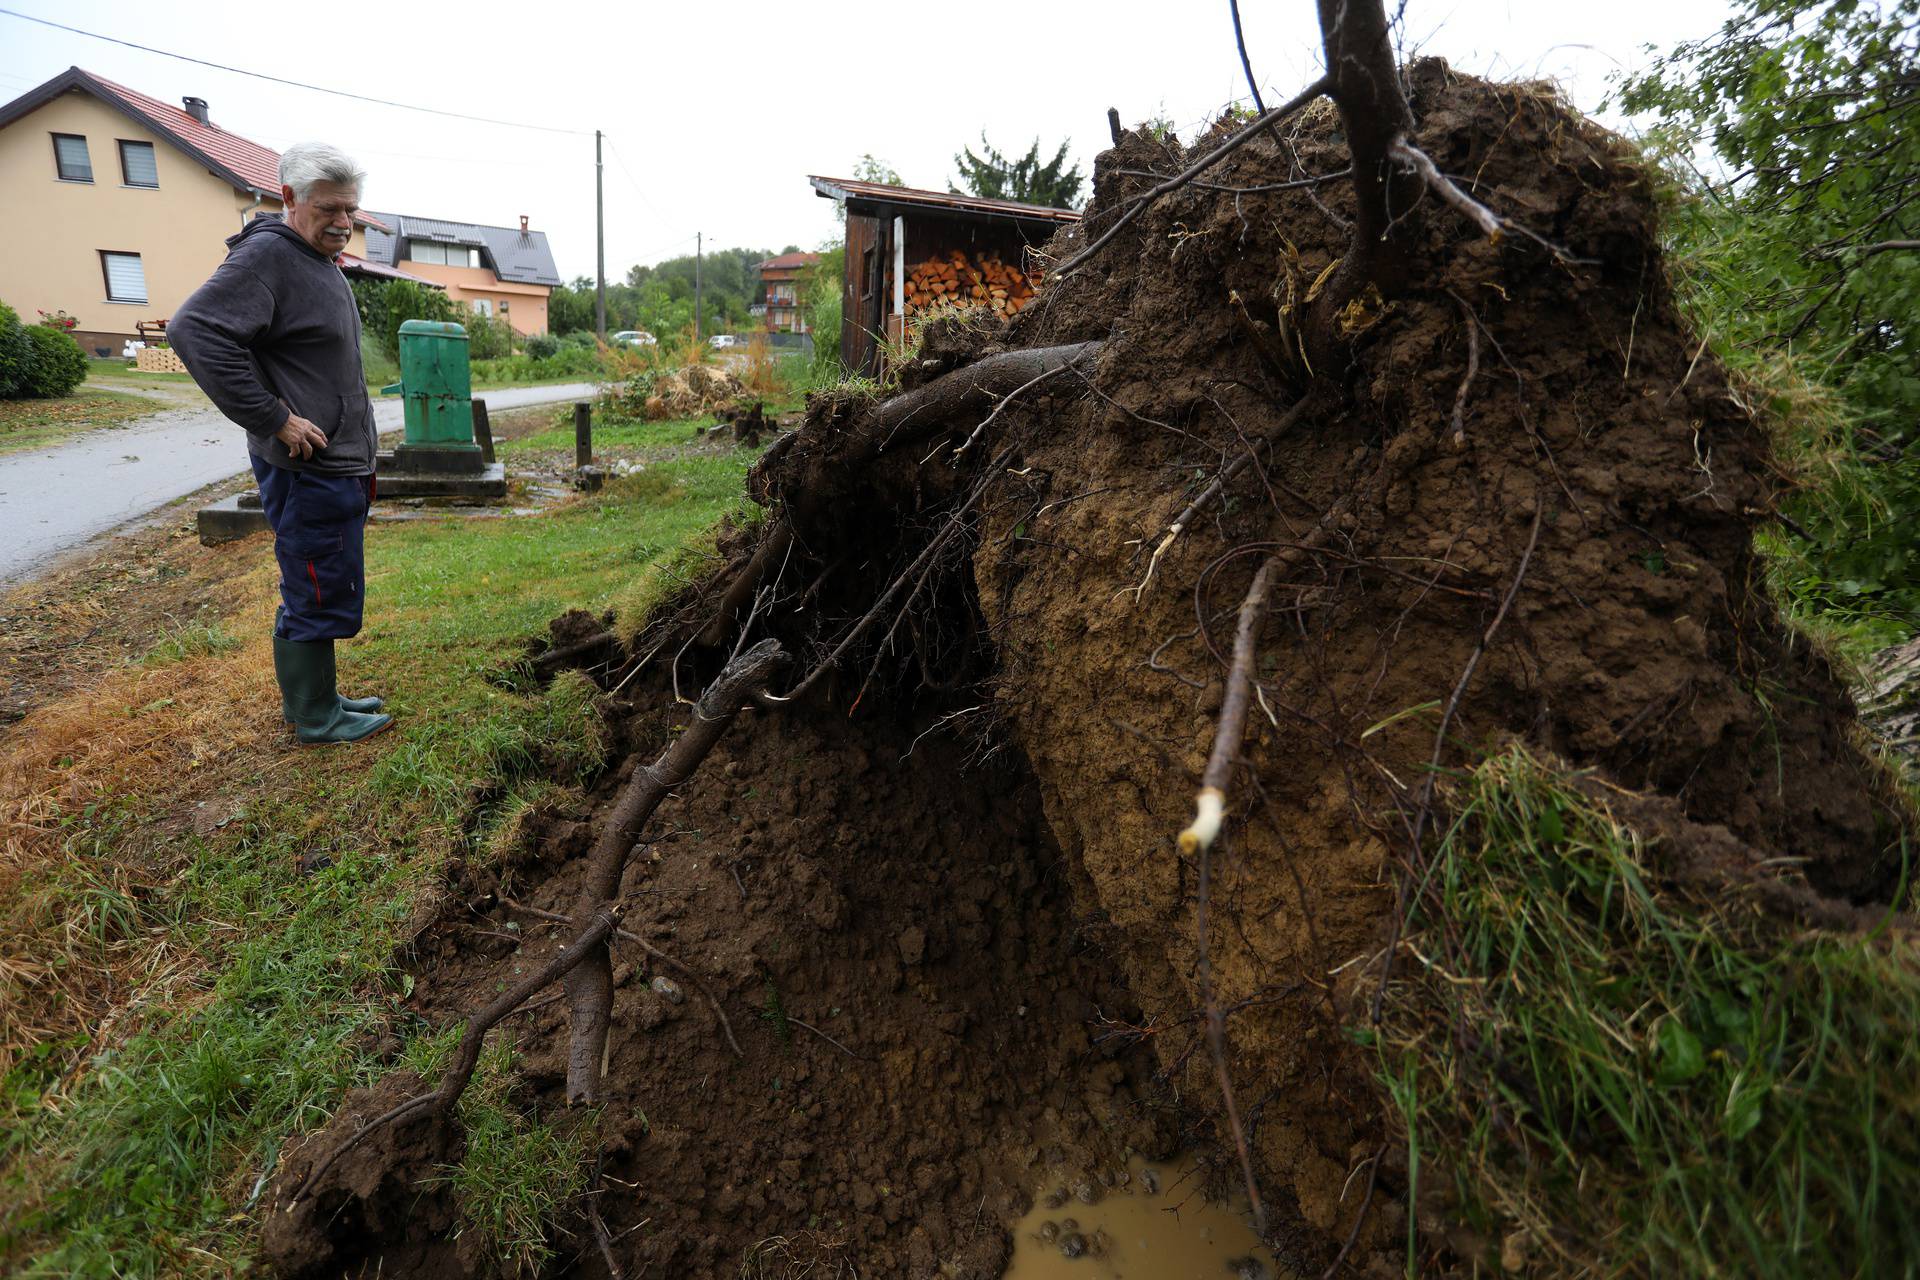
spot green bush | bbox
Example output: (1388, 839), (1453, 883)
(22, 324), (88, 398)
(523, 332), (560, 359)
(469, 344), (604, 385)
(0, 302), (35, 399)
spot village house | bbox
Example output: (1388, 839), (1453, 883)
(0, 66), (430, 357)
(808, 176), (1080, 376)
(359, 213), (561, 336)
(751, 251), (821, 334)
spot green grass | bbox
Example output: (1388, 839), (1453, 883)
(432, 1040), (594, 1277)
(2, 435), (762, 1275)
(140, 621), (241, 666)
(1378, 746), (1920, 1277)
(0, 386), (171, 455)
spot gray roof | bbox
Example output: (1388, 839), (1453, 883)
(363, 211), (561, 287)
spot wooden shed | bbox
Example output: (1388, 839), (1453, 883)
(810, 176), (1081, 378)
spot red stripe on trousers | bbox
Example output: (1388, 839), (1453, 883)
(306, 559), (324, 606)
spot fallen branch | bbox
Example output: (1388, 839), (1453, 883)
(1389, 138), (1504, 241)
(290, 907), (619, 1205)
(565, 639), (788, 1102)
(1449, 293), (1482, 447)
(499, 897), (744, 1058)
(697, 519), (796, 649)
(1122, 394), (1317, 603)
(866, 342), (1102, 453)
(788, 1016), (868, 1061)
(1051, 78), (1330, 280)
(1179, 556), (1281, 856)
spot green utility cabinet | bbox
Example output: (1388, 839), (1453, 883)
(382, 320), (477, 455)
(374, 319), (506, 498)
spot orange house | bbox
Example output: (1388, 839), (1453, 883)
(360, 212), (559, 336)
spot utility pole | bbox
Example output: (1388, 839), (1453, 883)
(694, 231), (703, 343)
(594, 129), (606, 338)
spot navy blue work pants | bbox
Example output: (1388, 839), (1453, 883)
(251, 456), (374, 642)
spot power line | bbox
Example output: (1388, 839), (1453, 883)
(0, 6), (591, 136)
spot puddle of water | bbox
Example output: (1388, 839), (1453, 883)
(1006, 1157), (1283, 1280)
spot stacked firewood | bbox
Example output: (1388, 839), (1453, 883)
(902, 250), (1039, 319)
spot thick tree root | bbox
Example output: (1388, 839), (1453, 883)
(564, 639), (789, 1102)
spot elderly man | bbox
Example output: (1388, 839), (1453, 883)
(170, 142), (392, 744)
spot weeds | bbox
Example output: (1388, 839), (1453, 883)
(434, 1040), (594, 1277)
(141, 620), (239, 666)
(1378, 746), (1920, 1276)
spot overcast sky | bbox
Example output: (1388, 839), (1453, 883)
(1, 0), (1737, 283)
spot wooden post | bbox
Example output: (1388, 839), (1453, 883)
(574, 402), (592, 468)
(472, 397), (496, 464)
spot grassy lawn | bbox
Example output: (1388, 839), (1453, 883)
(0, 414), (764, 1275)
(0, 387), (177, 456)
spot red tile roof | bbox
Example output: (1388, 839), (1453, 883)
(89, 70), (284, 194)
(757, 251), (822, 271)
(0, 68), (389, 230)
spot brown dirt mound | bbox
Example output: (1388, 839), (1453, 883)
(261, 61), (1907, 1277)
(645, 365), (745, 420)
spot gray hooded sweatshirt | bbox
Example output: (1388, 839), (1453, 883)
(169, 213), (376, 476)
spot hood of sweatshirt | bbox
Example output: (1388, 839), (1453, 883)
(226, 211), (335, 260)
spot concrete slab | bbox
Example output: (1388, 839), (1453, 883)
(196, 493), (270, 545)
(374, 462), (508, 500)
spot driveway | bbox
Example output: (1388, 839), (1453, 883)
(0, 381), (602, 589)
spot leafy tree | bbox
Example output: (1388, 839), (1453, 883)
(1620, 0), (1920, 633)
(951, 134), (1085, 208)
(852, 154), (903, 187)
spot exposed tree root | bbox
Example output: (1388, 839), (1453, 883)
(565, 639), (789, 1102)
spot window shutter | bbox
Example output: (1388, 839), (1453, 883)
(103, 252), (148, 303)
(120, 141), (158, 187)
(54, 134), (92, 181)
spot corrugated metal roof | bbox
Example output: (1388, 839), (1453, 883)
(0, 68), (387, 229)
(362, 211), (562, 287)
(396, 216), (488, 246)
(809, 176), (1082, 224)
(475, 224), (561, 286)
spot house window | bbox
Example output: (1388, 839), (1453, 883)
(118, 140), (158, 187)
(100, 251), (148, 303)
(471, 298), (493, 317)
(52, 133), (92, 182)
(407, 240), (479, 267)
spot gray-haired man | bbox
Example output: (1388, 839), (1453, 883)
(170, 142), (392, 744)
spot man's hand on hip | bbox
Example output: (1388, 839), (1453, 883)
(275, 413), (329, 460)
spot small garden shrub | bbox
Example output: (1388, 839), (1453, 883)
(23, 324), (88, 398)
(0, 302), (38, 399)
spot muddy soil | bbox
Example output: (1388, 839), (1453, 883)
(267, 680), (1199, 1279)
(264, 62), (1909, 1278)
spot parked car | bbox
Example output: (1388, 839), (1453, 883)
(708, 334), (739, 349)
(612, 330), (656, 347)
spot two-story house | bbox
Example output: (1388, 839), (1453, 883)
(360, 213), (561, 336)
(0, 66), (414, 356)
(753, 251), (821, 334)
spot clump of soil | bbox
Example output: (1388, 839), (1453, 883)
(264, 61), (1909, 1277)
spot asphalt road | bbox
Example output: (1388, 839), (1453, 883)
(0, 381), (602, 589)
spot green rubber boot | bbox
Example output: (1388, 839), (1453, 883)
(274, 636), (393, 745)
(275, 610), (384, 722)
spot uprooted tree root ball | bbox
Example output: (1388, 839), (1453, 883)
(262, 51), (1915, 1280)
